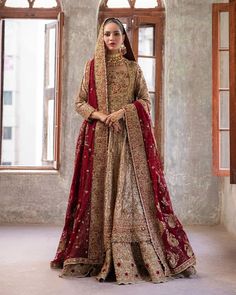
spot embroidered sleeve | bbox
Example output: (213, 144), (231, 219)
(133, 64), (151, 113)
(75, 60), (96, 120)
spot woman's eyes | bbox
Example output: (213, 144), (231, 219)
(104, 32), (121, 37)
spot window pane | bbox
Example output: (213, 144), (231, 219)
(220, 12), (229, 49)
(107, 0), (130, 8)
(34, 0), (58, 8)
(3, 91), (13, 105)
(220, 51), (229, 89)
(138, 57), (156, 92)
(220, 131), (230, 169)
(47, 100), (54, 161)
(6, 0), (29, 7)
(48, 27), (56, 88)
(3, 127), (12, 140)
(2, 161), (12, 165)
(1, 19), (57, 167)
(6, 0), (58, 8)
(5, 55), (14, 70)
(138, 26), (154, 56)
(219, 91), (229, 129)
(149, 92), (155, 126)
(135, 0), (158, 8)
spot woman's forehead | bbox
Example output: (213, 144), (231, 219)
(104, 22), (122, 31)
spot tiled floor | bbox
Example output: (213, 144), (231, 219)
(0, 225), (236, 295)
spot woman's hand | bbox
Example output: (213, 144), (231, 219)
(112, 121), (122, 133)
(89, 109), (123, 133)
(89, 111), (108, 122)
(104, 109), (125, 127)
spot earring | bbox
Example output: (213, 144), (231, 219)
(120, 43), (127, 55)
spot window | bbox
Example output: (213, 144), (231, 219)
(3, 126), (12, 139)
(0, 0), (64, 170)
(212, 2), (236, 183)
(3, 91), (12, 105)
(99, 0), (165, 157)
(2, 161), (12, 165)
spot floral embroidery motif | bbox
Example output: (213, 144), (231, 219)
(184, 243), (194, 257)
(167, 215), (176, 228)
(167, 252), (179, 268)
(167, 232), (179, 247)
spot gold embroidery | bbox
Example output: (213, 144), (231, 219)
(124, 104), (196, 275)
(103, 123), (150, 248)
(96, 242), (167, 285)
(124, 104), (171, 276)
(167, 231), (179, 247)
(57, 20), (196, 283)
(88, 122), (108, 262)
(106, 52), (124, 67)
(74, 60), (96, 119)
(184, 243), (194, 257)
(167, 214), (176, 228)
(167, 252), (179, 268)
(94, 24), (108, 113)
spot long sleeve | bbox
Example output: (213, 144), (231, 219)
(123, 63), (151, 115)
(133, 64), (151, 113)
(75, 60), (96, 120)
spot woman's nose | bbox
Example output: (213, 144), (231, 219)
(109, 33), (114, 40)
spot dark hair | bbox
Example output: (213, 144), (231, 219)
(104, 18), (125, 34)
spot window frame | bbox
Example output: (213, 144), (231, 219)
(99, 0), (165, 158)
(229, 0), (236, 183)
(212, 3), (230, 177)
(212, 2), (236, 183)
(0, 0), (64, 171)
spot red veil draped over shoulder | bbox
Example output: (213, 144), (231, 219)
(51, 19), (196, 281)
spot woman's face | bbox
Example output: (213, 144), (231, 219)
(103, 22), (125, 54)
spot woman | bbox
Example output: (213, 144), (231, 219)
(50, 18), (196, 285)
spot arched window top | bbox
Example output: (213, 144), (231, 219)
(0, 0), (62, 18)
(0, 0), (61, 9)
(101, 0), (164, 9)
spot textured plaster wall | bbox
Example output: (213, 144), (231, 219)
(220, 179), (236, 236)
(164, 0), (221, 224)
(0, 0), (221, 225)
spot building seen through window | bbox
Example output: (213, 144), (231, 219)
(0, 0), (63, 169)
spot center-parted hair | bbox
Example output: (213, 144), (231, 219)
(104, 17), (125, 34)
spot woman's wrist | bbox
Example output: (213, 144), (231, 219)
(90, 111), (101, 120)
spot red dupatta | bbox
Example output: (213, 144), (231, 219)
(132, 100), (196, 273)
(51, 59), (97, 268)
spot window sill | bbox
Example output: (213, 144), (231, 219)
(0, 169), (59, 175)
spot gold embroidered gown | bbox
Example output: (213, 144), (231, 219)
(51, 18), (196, 285)
(96, 54), (165, 283)
(58, 53), (180, 284)
(52, 51), (196, 284)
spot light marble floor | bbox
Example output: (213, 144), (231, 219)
(0, 225), (236, 295)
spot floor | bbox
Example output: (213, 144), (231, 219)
(0, 225), (236, 295)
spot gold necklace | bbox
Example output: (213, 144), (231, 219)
(106, 53), (124, 67)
